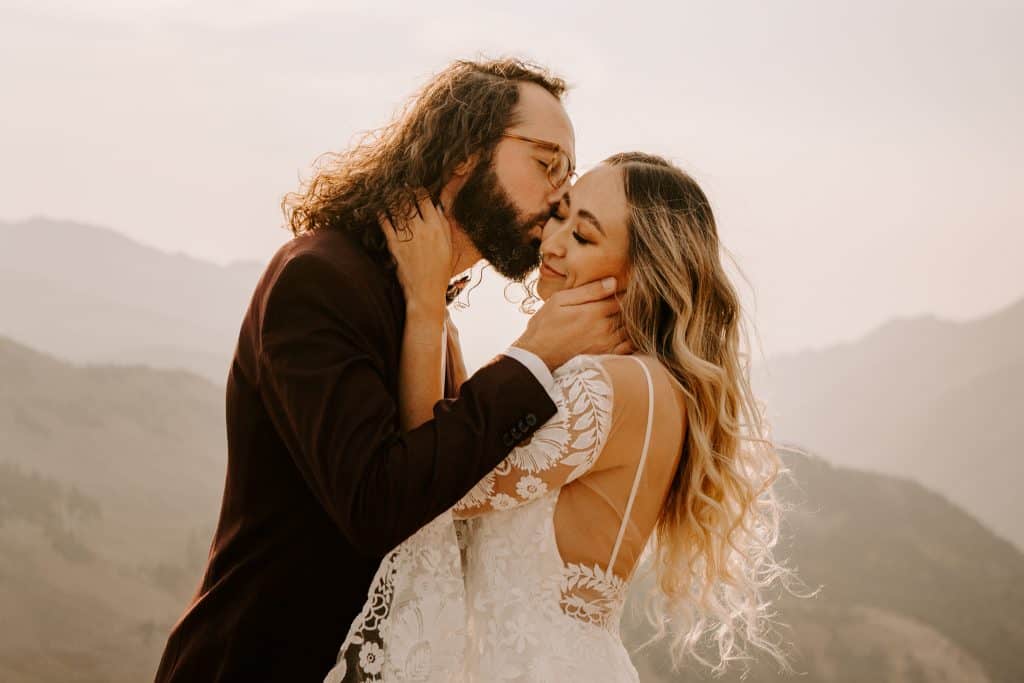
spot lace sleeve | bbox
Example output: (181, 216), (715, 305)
(453, 355), (614, 518)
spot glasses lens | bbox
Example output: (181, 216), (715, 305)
(548, 153), (568, 187)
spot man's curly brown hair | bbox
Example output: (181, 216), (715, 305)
(281, 58), (568, 264)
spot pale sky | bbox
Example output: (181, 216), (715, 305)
(2, 0), (1022, 365)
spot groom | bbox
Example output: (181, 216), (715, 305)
(155, 59), (627, 682)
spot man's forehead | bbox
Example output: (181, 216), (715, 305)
(512, 82), (575, 153)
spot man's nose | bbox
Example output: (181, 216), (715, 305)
(545, 183), (570, 207)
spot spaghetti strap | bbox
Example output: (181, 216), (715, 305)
(440, 321), (449, 389)
(607, 355), (656, 572)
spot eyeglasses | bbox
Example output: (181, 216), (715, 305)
(501, 132), (576, 189)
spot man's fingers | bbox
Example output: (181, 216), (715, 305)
(557, 277), (617, 306)
(409, 194), (453, 244)
(561, 299), (618, 324)
(380, 215), (399, 247)
(421, 195), (452, 237)
(586, 299), (621, 319)
(416, 194), (435, 224)
(612, 340), (635, 356)
(605, 315), (623, 337)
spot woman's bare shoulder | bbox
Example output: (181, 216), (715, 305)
(587, 354), (687, 469)
(593, 354), (681, 397)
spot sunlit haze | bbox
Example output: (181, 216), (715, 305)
(2, 0), (1021, 365)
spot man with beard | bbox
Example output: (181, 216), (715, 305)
(154, 59), (628, 682)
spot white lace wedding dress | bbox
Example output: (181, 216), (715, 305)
(326, 354), (685, 682)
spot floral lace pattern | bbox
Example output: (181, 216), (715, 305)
(458, 485), (638, 681)
(325, 511), (467, 682)
(559, 561), (629, 629)
(453, 356), (613, 517)
(326, 355), (646, 682)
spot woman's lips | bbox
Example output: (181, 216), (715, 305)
(540, 262), (564, 279)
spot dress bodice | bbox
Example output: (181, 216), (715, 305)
(457, 489), (639, 681)
(328, 355), (686, 682)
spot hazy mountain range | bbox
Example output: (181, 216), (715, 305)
(0, 338), (222, 682)
(755, 297), (1024, 549)
(3, 216), (1020, 548)
(624, 448), (1024, 683)
(0, 217), (263, 384)
(1, 337), (1021, 682)
(2, 217), (1022, 680)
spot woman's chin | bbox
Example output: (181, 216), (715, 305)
(536, 280), (559, 302)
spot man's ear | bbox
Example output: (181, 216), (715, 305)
(452, 153), (479, 178)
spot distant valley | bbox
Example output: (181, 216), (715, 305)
(755, 298), (1024, 549)
(2, 218), (1022, 681)
(0, 217), (264, 384)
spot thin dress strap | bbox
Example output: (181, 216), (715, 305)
(440, 319), (449, 390)
(607, 356), (655, 571)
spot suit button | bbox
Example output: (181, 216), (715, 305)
(526, 413), (537, 427)
(517, 419), (528, 432)
(510, 427), (521, 440)
(502, 434), (514, 448)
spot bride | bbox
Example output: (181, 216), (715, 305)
(327, 152), (795, 682)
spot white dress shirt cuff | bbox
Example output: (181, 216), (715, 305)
(502, 346), (558, 403)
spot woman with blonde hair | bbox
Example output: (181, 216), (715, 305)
(329, 152), (797, 682)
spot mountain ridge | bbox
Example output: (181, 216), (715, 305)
(0, 217), (269, 383)
(2, 215), (266, 273)
(756, 290), (1024, 549)
(2, 324), (1022, 680)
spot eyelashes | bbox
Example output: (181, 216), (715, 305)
(546, 199), (590, 245)
(550, 213), (589, 245)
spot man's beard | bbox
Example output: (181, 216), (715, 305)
(450, 160), (549, 281)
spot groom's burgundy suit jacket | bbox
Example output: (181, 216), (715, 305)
(154, 228), (557, 682)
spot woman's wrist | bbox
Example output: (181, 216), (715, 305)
(405, 296), (447, 323)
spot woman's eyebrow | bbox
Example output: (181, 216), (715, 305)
(578, 208), (606, 236)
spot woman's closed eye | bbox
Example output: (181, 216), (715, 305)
(572, 229), (591, 245)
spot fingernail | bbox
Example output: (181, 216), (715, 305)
(602, 277), (616, 291)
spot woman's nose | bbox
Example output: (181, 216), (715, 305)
(540, 229), (567, 258)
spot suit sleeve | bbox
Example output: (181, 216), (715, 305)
(257, 253), (557, 556)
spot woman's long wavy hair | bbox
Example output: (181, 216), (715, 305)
(603, 152), (802, 675)
(281, 58), (566, 264)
